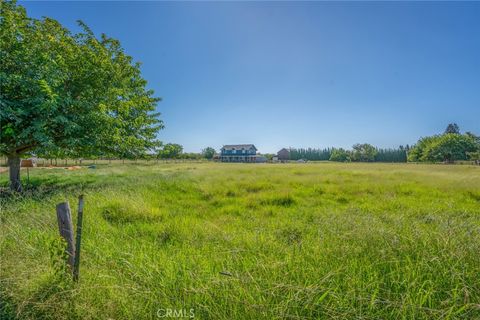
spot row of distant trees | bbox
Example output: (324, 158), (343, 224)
(157, 144), (409, 163)
(288, 124), (480, 163)
(30, 144), (215, 161)
(289, 145), (409, 163)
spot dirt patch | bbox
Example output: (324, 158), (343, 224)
(66, 166), (82, 171)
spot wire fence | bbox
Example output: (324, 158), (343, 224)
(0, 158), (210, 167)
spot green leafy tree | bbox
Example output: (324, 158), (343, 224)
(409, 132), (479, 163)
(0, 1), (163, 191)
(421, 133), (478, 163)
(407, 136), (438, 162)
(466, 132), (480, 145)
(329, 148), (350, 162)
(466, 132), (480, 164)
(159, 143), (183, 159)
(201, 147), (216, 160)
(351, 143), (377, 162)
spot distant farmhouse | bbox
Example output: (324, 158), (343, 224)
(220, 144), (257, 162)
(277, 148), (290, 162)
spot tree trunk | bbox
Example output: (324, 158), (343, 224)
(8, 155), (22, 192)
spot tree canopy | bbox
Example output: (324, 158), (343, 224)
(409, 134), (478, 163)
(0, 1), (163, 190)
(408, 125), (479, 163)
(329, 148), (350, 162)
(201, 147), (216, 159)
(351, 143), (377, 162)
(158, 143), (183, 159)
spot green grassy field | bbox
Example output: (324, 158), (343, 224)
(1, 162), (480, 319)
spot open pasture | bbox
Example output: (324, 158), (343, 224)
(1, 162), (480, 319)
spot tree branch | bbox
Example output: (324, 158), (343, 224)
(14, 144), (36, 155)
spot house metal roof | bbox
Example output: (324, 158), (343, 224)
(221, 144), (257, 150)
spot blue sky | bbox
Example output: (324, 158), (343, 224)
(21, 1), (480, 153)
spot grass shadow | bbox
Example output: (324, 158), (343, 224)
(0, 175), (101, 208)
(0, 273), (76, 320)
(0, 289), (17, 320)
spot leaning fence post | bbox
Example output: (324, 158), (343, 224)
(73, 195), (84, 282)
(56, 202), (75, 273)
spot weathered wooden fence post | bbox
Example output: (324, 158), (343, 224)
(73, 195), (84, 282)
(56, 202), (75, 273)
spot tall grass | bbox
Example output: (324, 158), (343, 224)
(1, 162), (479, 319)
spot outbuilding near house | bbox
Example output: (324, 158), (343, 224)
(277, 148), (290, 162)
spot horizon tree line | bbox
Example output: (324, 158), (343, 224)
(288, 145), (410, 163)
(288, 124), (479, 163)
